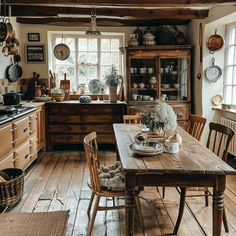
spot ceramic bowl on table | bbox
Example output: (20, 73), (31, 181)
(52, 93), (64, 102)
(174, 83), (180, 88)
(161, 84), (171, 88)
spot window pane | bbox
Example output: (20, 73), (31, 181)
(224, 85), (232, 104)
(65, 38), (75, 51)
(101, 52), (111, 65)
(111, 39), (119, 51)
(225, 66), (233, 85)
(78, 52), (87, 64)
(101, 39), (110, 51)
(88, 66), (97, 78)
(88, 52), (98, 64)
(101, 66), (111, 79)
(79, 38), (87, 51)
(111, 52), (119, 65)
(88, 39), (97, 51)
(226, 46), (235, 65)
(232, 86), (236, 104)
(227, 25), (236, 45)
(78, 66), (88, 77)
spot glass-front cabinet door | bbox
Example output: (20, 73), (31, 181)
(129, 58), (157, 103)
(159, 57), (190, 102)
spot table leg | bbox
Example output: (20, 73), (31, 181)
(125, 172), (136, 236)
(213, 176), (226, 236)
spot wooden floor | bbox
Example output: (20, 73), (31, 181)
(6, 148), (236, 236)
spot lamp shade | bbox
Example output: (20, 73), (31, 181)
(86, 12), (101, 35)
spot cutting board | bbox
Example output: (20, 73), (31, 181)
(60, 73), (70, 100)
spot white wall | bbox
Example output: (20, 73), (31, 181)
(189, 6), (236, 144)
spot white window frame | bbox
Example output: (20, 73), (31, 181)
(224, 23), (236, 107)
(50, 32), (124, 93)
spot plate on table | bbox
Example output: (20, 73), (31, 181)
(88, 79), (100, 94)
(130, 141), (164, 156)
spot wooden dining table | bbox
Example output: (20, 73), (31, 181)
(113, 124), (236, 236)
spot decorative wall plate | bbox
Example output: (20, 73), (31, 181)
(53, 43), (70, 60)
(88, 79), (100, 94)
(212, 94), (223, 105)
(205, 58), (222, 82)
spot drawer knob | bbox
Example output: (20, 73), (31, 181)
(24, 127), (28, 132)
(25, 153), (29, 159)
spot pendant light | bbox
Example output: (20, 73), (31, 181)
(85, 11), (101, 35)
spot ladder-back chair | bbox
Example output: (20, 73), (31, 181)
(83, 132), (143, 236)
(123, 114), (143, 124)
(174, 122), (235, 234)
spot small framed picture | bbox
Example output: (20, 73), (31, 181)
(28, 33), (40, 42)
(25, 44), (45, 63)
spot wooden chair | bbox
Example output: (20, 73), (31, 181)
(123, 114), (143, 124)
(161, 114), (207, 199)
(186, 114), (207, 141)
(83, 132), (143, 236)
(173, 122), (235, 234)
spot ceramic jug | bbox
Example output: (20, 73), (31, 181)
(128, 34), (139, 46)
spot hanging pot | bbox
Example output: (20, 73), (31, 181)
(8, 37), (19, 55)
(5, 18), (13, 41)
(206, 29), (224, 53)
(6, 57), (20, 82)
(0, 18), (7, 44)
(205, 58), (222, 82)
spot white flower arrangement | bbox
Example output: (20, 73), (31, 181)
(140, 101), (177, 132)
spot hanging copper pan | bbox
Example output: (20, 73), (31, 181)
(5, 18), (13, 41)
(206, 29), (224, 53)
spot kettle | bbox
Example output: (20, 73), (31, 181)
(128, 34), (139, 46)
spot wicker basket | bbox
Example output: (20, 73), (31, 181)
(0, 168), (24, 207)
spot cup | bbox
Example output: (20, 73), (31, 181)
(165, 139), (179, 153)
(132, 94), (138, 100)
(148, 68), (154, 73)
(137, 95), (143, 101)
(132, 83), (137, 88)
(130, 68), (134, 73)
(139, 68), (146, 74)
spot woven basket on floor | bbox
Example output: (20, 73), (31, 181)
(0, 168), (24, 207)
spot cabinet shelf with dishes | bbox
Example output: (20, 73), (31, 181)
(125, 45), (192, 129)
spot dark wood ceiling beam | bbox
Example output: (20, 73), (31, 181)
(6, 0), (236, 8)
(11, 6), (208, 19)
(16, 17), (190, 26)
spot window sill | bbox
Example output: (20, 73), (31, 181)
(212, 107), (236, 115)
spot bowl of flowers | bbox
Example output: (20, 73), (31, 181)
(140, 100), (177, 137)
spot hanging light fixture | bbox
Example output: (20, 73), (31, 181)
(85, 10), (101, 35)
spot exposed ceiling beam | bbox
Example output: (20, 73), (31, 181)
(16, 17), (190, 26)
(11, 6), (208, 19)
(5, 0), (236, 8)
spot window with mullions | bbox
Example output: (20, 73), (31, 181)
(224, 24), (236, 107)
(51, 33), (123, 93)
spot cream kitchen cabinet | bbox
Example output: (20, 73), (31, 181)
(0, 110), (38, 171)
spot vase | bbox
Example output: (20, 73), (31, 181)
(109, 85), (117, 103)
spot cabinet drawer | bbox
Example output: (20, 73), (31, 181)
(0, 153), (14, 170)
(49, 124), (114, 133)
(0, 123), (13, 160)
(29, 112), (37, 136)
(14, 141), (31, 170)
(171, 104), (190, 121)
(30, 136), (38, 162)
(48, 105), (124, 115)
(50, 133), (115, 144)
(49, 114), (122, 123)
(13, 116), (30, 148)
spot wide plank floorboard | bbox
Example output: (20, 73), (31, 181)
(6, 149), (236, 236)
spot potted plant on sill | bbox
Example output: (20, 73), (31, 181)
(104, 65), (122, 103)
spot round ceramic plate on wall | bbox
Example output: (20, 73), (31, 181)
(212, 94), (223, 105)
(53, 43), (70, 60)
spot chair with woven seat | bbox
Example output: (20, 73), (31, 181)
(123, 114), (143, 124)
(83, 132), (143, 236)
(173, 122), (235, 234)
(161, 114), (207, 199)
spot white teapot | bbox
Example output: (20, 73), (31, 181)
(149, 76), (157, 85)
